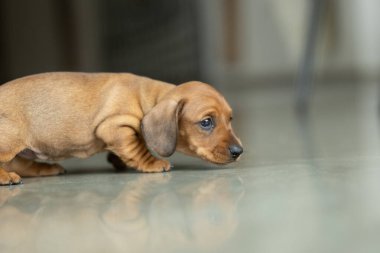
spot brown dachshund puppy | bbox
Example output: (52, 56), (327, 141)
(0, 72), (243, 185)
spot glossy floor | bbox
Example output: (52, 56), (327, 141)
(2, 81), (380, 253)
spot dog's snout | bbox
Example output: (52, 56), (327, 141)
(229, 144), (243, 159)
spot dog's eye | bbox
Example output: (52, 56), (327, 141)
(199, 118), (214, 130)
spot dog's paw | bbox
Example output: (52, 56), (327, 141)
(0, 171), (22, 186)
(137, 159), (172, 173)
(36, 163), (65, 176)
(53, 164), (66, 175)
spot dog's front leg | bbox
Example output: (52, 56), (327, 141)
(96, 115), (171, 173)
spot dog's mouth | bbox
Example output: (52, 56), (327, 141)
(196, 148), (235, 165)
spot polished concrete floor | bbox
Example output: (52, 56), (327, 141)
(2, 81), (380, 253)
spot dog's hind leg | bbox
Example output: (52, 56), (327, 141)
(0, 115), (40, 185)
(0, 156), (24, 186)
(3, 156), (65, 178)
(0, 117), (65, 185)
(0, 168), (22, 185)
(0, 118), (26, 185)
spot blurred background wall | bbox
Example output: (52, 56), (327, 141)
(0, 0), (380, 86)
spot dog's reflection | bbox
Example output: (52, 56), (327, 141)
(0, 172), (244, 253)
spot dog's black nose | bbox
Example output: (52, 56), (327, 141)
(229, 144), (243, 159)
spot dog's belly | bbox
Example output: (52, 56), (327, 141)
(18, 149), (43, 160)
(18, 140), (106, 161)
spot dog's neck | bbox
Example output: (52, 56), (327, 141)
(156, 84), (176, 103)
(134, 80), (175, 116)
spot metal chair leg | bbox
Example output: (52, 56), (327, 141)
(296, 0), (325, 112)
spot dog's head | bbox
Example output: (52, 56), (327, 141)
(141, 81), (243, 164)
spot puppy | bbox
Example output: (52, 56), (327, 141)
(0, 72), (243, 185)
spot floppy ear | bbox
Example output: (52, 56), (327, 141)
(141, 99), (184, 157)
